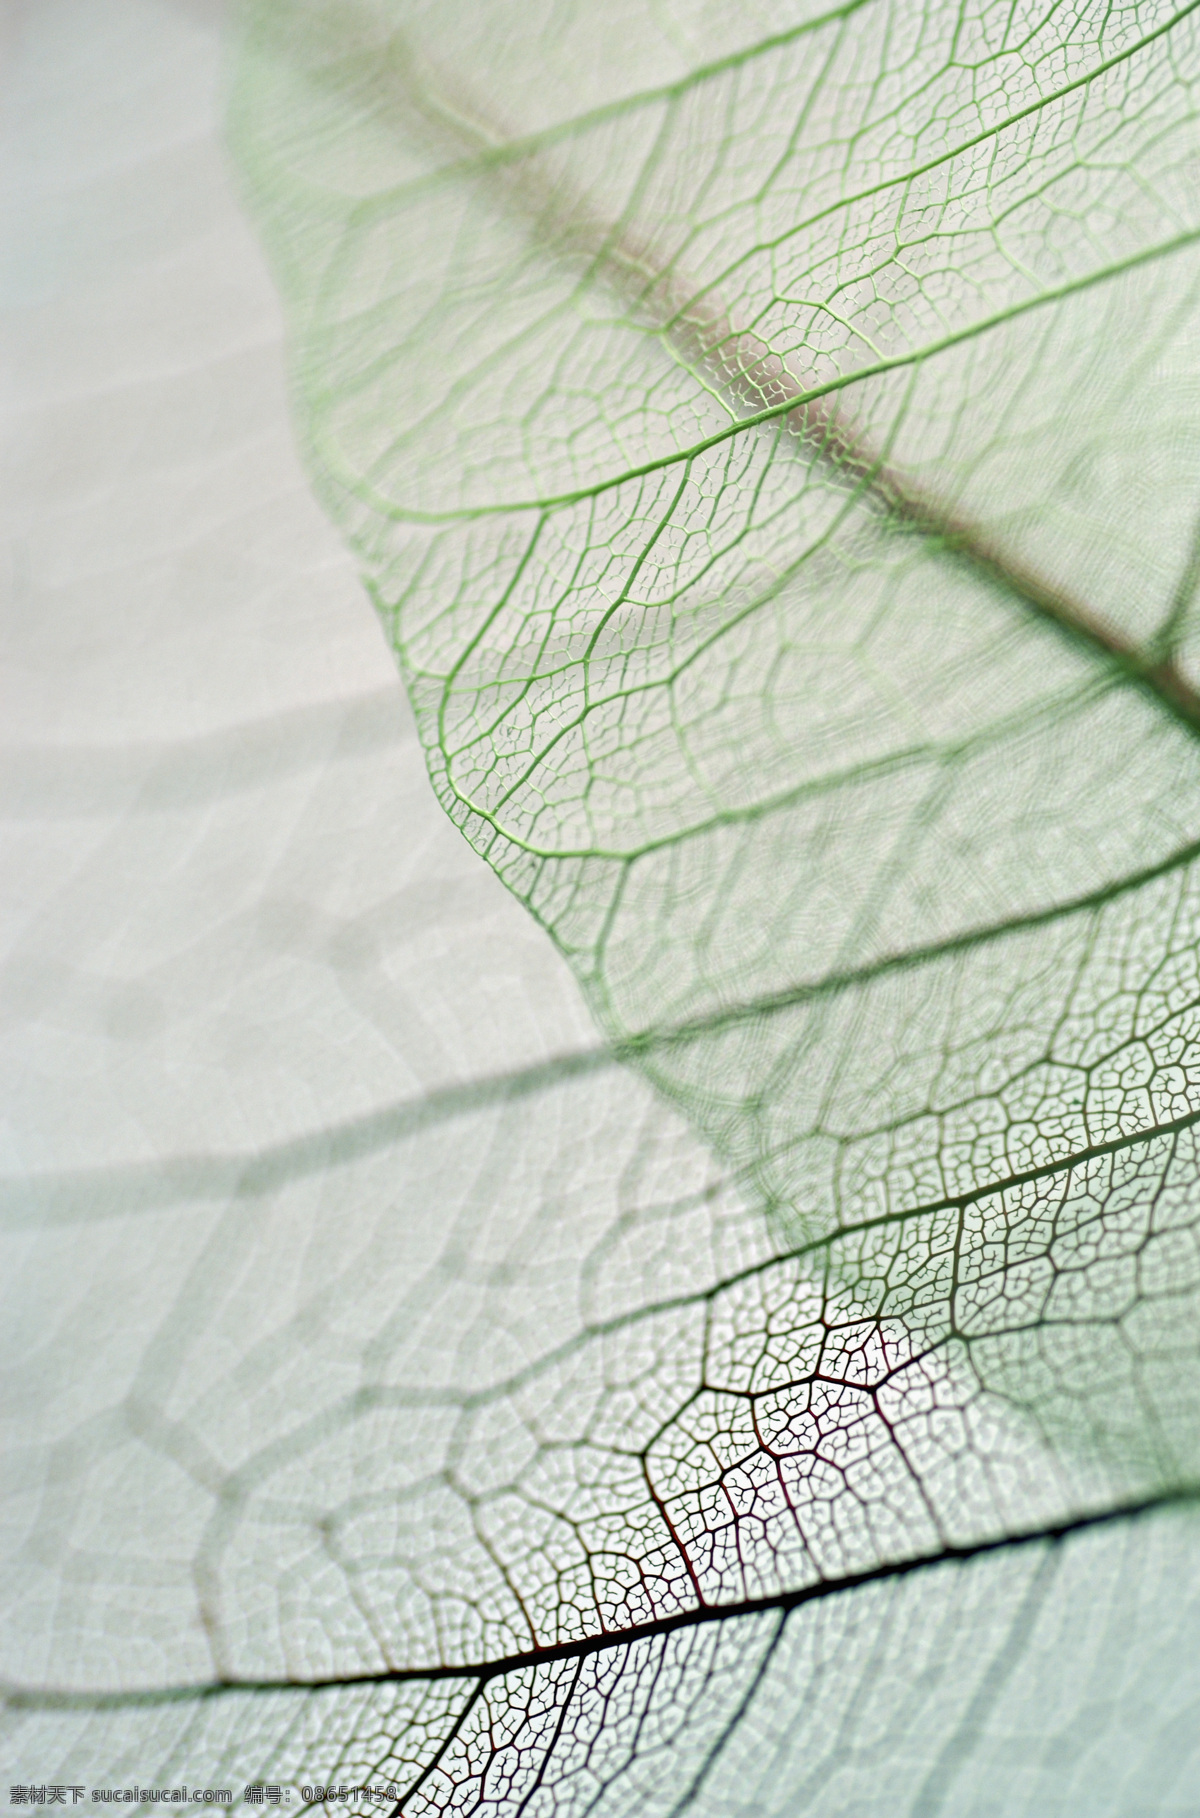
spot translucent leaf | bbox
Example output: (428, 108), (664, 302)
(6, 0), (1200, 1811)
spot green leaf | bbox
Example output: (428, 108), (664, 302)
(9, 0), (1200, 1810)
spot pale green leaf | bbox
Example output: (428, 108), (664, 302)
(7, 0), (1200, 1811)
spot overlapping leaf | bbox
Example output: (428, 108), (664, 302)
(8, 0), (1200, 1809)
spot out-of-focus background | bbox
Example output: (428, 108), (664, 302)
(0, 0), (610, 1687)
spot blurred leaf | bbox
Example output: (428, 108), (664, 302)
(9, 0), (1200, 1810)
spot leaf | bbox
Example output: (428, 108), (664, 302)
(7, 0), (1200, 1811)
